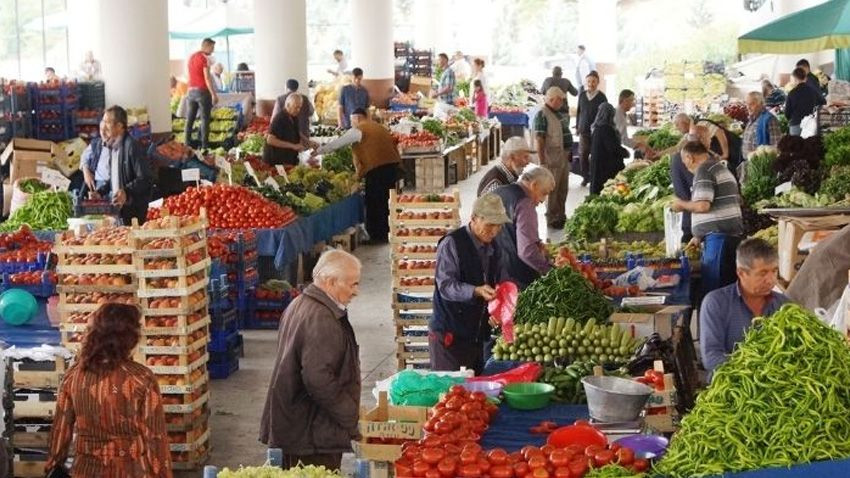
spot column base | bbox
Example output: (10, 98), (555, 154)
(361, 79), (395, 108)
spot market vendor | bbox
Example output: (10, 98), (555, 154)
(338, 68), (369, 129)
(264, 94), (317, 167)
(185, 38), (218, 150)
(272, 79), (315, 143)
(314, 108), (400, 244)
(785, 68), (821, 136)
(672, 141), (743, 295)
(533, 86), (572, 229)
(434, 53), (456, 105)
(260, 250), (362, 470)
(701, 238), (789, 379)
(741, 91), (781, 158)
(540, 66), (578, 114)
(493, 167), (555, 289)
(79, 106), (153, 226)
(430, 194), (511, 374)
(787, 224), (850, 313)
(477, 136), (533, 196)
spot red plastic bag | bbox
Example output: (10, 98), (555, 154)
(468, 362), (543, 385)
(488, 281), (518, 343)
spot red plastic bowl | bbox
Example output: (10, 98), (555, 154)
(546, 425), (608, 448)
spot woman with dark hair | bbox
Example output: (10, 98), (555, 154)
(589, 102), (629, 195)
(45, 303), (171, 478)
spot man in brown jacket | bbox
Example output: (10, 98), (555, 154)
(316, 108), (401, 244)
(259, 249), (362, 469)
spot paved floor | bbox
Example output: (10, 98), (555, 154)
(199, 162), (588, 473)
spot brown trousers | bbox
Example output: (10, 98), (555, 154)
(579, 133), (592, 182)
(543, 149), (570, 226)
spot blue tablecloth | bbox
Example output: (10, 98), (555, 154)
(0, 300), (60, 348)
(255, 194), (364, 270)
(480, 403), (589, 452)
(489, 112), (530, 126)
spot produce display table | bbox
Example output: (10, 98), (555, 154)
(0, 302), (59, 348)
(715, 459), (850, 477)
(175, 92), (254, 125)
(480, 403), (589, 452)
(255, 193), (364, 269)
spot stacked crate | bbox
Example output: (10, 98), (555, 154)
(389, 190), (460, 369)
(31, 81), (79, 142)
(208, 230), (258, 329)
(54, 227), (137, 352)
(249, 280), (294, 330)
(4, 354), (67, 478)
(131, 213), (211, 471)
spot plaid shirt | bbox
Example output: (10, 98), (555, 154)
(438, 68), (456, 104)
(533, 106), (573, 148)
(741, 110), (781, 158)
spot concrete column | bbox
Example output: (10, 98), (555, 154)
(413, 0), (443, 52)
(254, 0), (307, 115)
(577, 0), (618, 94)
(97, 0), (170, 133)
(66, 0), (100, 72)
(351, 0), (395, 107)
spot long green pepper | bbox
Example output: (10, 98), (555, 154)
(0, 191), (73, 231)
(654, 304), (850, 477)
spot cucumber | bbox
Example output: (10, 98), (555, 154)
(555, 317), (566, 335)
(547, 317), (557, 337)
(582, 317), (597, 335)
(610, 324), (621, 343)
(620, 331), (632, 349)
(564, 318), (576, 333)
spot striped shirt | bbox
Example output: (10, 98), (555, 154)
(690, 158), (743, 239)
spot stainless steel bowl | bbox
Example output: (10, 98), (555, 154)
(582, 376), (653, 423)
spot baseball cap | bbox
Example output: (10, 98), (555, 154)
(502, 136), (534, 156)
(545, 86), (566, 100)
(472, 194), (511, 225)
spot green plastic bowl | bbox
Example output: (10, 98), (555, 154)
(502, 382), (556, 410)
(0, 289), (38, 326)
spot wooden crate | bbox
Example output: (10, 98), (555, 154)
(776, 215), (850, 282)
(55, 280), (136, 294)
(169, 427), (210, 453)
(157, 368), (209, 395)
(131, 211), (208, 240)
(143, 313), (210, 336)
(57, 292), (138, 313)
(140, 330), (209, 355)
(642, 360), (678, 433)
(140, 293), (209, 317)
(352, 392), (427, 461)
(135, 256), (210, 279)
(413, 155), (446, 192)
(161, 384), (210, 413)
(145, 352), (209, 376)
(12, 390), (57, 420)
(12, 425), (51, 449)
(13, 454), (48, 478)
(137, 273), (209, 298)
(171, 444), (210, 471)
(166, 405), (209, 432)
(10, 356), (66, 389)
(55, 256), (136, 275)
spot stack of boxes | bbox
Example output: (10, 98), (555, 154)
(3, 353), (68, 478)
(31, 81), (79, 142)
(132, 213), (211, 470)
(0, 81), (32, 145)
(389, 190), (460, 370)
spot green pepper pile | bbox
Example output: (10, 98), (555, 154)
(655, 304), (850, 477)
(513, 266), (613, 326)
(0, 191), (73, 231)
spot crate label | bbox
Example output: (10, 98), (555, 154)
(40, 168), (70, 190)
(264, 176), (280, 191)
(274, 165), (290, 183)
(215, 155), (232, 174)
(361, 421), (421, 439)
(775, 181), (792, 195)
(181, 168), (200, 182)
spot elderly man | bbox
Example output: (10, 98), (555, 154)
(533, 87), (572, 229)
(79, 106), (153, 226)
(260, 249), (362, 469)
(264, 94), (317, 167)
(701, 238), (789, 378)
(741, 92), (781, 158)
(430, 194), (511, 373)
(540, 66), (578, 114)
(434, 53), (456, 105)
(493, 167), (555, 290)
(273, 79), (315, 143)
(670, 123), (718, 242)
(338, 68), (370, 129)
(672, 142), (743, 295)
(316, 108), (401, 244)
(478, 137), (533, 196)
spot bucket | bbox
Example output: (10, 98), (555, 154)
(582, 376), (653, 423)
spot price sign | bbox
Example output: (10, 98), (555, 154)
(200, 179), (213, 187)
(181, 168), (201, 182)
(264, 176), (281, 191)
(40, 168), (71, 190)
(775, 181), (793, 195)
(275, 165), (289, 183)
(244, 161), (260, 185)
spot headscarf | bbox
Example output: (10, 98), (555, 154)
(591, 102), (617, 136)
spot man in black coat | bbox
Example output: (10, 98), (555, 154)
(80, 106), (153, 225)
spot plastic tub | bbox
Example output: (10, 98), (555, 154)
(461, 380), (503, 398)
(0, 289), (38, 325)
(502, 382), (555, 410)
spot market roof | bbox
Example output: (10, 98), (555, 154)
(738, 0), (850, 54)
(168, 3), (253, 40)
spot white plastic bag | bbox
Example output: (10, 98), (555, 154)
(800, 113), (818, 138)
(664, 206), (683, 257)
(827, 286), (850, 333)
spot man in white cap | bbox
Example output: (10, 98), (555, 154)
(532, 86), (572, 229)
(477, 136), (533, 196)
(430, 193), (512, 374)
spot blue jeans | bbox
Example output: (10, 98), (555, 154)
(185, 88), (212, 149)
(701, 233), (741, 297)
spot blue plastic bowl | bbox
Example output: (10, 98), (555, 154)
(0, 289), (38, 326)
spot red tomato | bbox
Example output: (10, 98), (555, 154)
(437, 458), (457, 478)
(396, 462), (413, 477)
(421, 447), (445, 465)
(490, 465), (514, 478)
(445, 397), (465, 411)
(477, 458), (491, 473)
(513, 461), (530, 478)
(460, 449), (478, 465)
(632, 458), (649, 472)
(412, 460), (431, 477)
(488, 449), (509, 466)
(553, 467), (572, 478)
(615, 447), (635, 466)
(458, 464), (482, 478)
(549, 450), (570, 468)
(470, 391), (487, 402)
(584, 445), (604, 458)
(531, 467), (550, 478)
(424, 469), (441, 478)
(527, 456), (547, 470)
(568, 458), (588, 477)
(593, 450), (615, 467)
(521, 446), (541, 460)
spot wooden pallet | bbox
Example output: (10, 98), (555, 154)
(10, 356), (67, 389)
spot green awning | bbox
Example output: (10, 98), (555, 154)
(168, 4), (253, 40)
(738, 0), (850, 54)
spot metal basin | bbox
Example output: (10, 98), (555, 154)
(581, 376), (653, 423)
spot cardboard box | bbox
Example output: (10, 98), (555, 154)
(352, 392), (428, 462)
(409, 75), (432, 96)
(610, 305), (690, 340)
(0, 138), (68, 184)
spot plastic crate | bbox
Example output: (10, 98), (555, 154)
(1, 272), (56, 297)
(182, 158), (218, 183)
(207, 274), (230, 300)
(208, 329), (239, 353)
(389, 103), (419, 112)
(208, 357), (239, 379)
(73, 197), (120, 217)
(254, 294), (291, 311)
(210, 308), (237, 333)
(0, 253), (50, 274)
